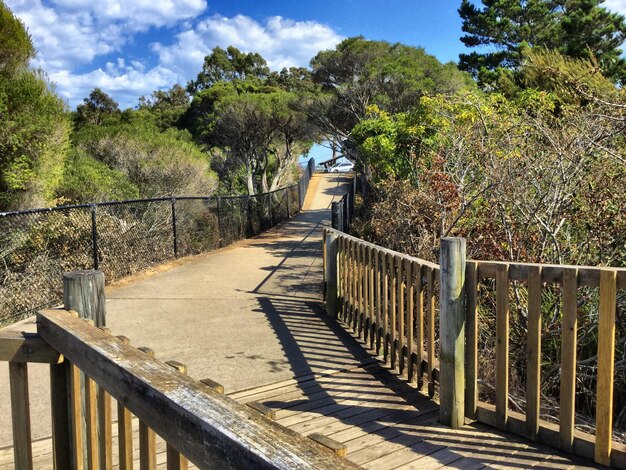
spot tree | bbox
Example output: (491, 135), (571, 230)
(187, 46), (269, 94)
(458, 0), (626, 85)
(0, 1), (34, 74)
(74, 88), (120, 128)
(138, 83), (189, 130)
(0, 1), (70, 210)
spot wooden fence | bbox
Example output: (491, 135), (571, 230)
(323, 228), (626, 468)
(1, 271), (357, 470)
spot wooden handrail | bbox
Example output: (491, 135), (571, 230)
(324, 230), (626, 468)
(36, 309), (358, 469)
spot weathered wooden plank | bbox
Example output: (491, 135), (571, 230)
(397, 255), (405, 375)
(474, 401), (626, 468)
(308, 434), (347, 458)
(439, 238), (466, 429)
(595, 269), (617, 466)
(475, 259), (626, 289)
(166, 360), (189, 470)
(50, 362), (71, 470)
(382, 251), (390, 363)
(324, 231), (339, 318)
(559, 268), (578, 452)
(118, 403), (133, 470)
(9, 362), (33, 470)
(375, 248), (382, 354)
(526, 265), (542, 440)
(69, 362), (85, 470)
(86, 376), (99, 468)
(405, 259), (414, 383)
(140, 347), (157, 470)
(0, 331), (63, 363)
(390, 254), (397, 370)
(495, 264), (510, 430)
(339, 237), (346, 320)
(98, 327), (114, 470)
(200, 378), (225, 395)
(247, 401), (276, 420)
(426, 267), (436, 398)
(465, 261), (478, 420)
(37, 309), (359, 469)
(368, 245), (375, 349)
(415, 263), (424, 390)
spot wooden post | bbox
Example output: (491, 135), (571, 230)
(325, 231), (339, 317)
(63, 270), (106, 327)
(439, 237), (466, 428)
(63, 270), (106, 469)
(9, 362), (33, 469)
(50, 362), (71, 470)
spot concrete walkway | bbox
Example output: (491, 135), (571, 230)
(0, 173), (369, 446)
(104, 173), (369, 391)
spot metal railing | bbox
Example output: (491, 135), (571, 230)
(0, 159), (315, 326)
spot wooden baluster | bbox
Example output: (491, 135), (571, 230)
(495, 264), (510, 430)
(526, 266), (542, 439)
(559, 268), (578, 452)
(70, 362), (85, 470)
(98, 327), (113, 470)
(50, 361), (71, 470)
(415, 263), (424, 390)
(363, 245), (370, 344)
(138, 347), (157, 470)
(426, 267), (436, 398)
(465, 261), (479, 420)
(85, 375), (98, 468)
(347, 240), (354, 328)
(369, 246), (376, 350)
(382, 252), (389, 363)
(375, 249), (382, 355)
(357, 243), (364, 338)
(9, 362), (33, 470)
(338, 238), (345, 321)
(115, 336), (133, 470)
(389, 254), (397, 370)
(397, 255), (405, 375)
(166, 361), (189, 470)
(405, 259), (414, 383)
(595, 270), (617, 466)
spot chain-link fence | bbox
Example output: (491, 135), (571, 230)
(0, 159), (315, 326)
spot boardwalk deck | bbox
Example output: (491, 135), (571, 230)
(0, 174), (606, 468)
(231, 363), (600, 469)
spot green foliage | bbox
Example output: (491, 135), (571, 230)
(57, 148), (139, 203)
(138, 84), (189, 131)
(74, 88), (121, 129)
(0, 1), (34, 74)
(459, 0), (626, 85)
(0, 69), (70, 210)
(187, 46), (270, 94)
(72, 119), (217, 199)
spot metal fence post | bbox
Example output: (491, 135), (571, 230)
(286, 188), (291, 218)
(247, 196), (253, 237)
(171, 198), (178, 258)
(331, 202), (340, 230)
(217, 197), (223, 248)
(90, 204), (99, 270)
(298, 181), (302, 210)
(439, 237), (467, 428)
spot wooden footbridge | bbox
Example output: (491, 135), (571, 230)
(1, 174), (625, 469)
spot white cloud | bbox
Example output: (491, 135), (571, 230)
(154, 14), (343, 76)
(604, 0), (626, 16)
(50, 59), (179, 107)
(6, 1), (341, 108)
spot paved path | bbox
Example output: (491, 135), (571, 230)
(104, 173), (369, 391)
(0, 173), (369, 446)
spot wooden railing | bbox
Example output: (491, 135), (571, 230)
(323, 228), (626, 468)
(323, 229), (441, 397)
(1, 272), (358, 470)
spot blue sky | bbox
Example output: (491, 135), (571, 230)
(7, 0), (626, 109)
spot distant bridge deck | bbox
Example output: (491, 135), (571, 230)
(0, 173), (607, 468)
